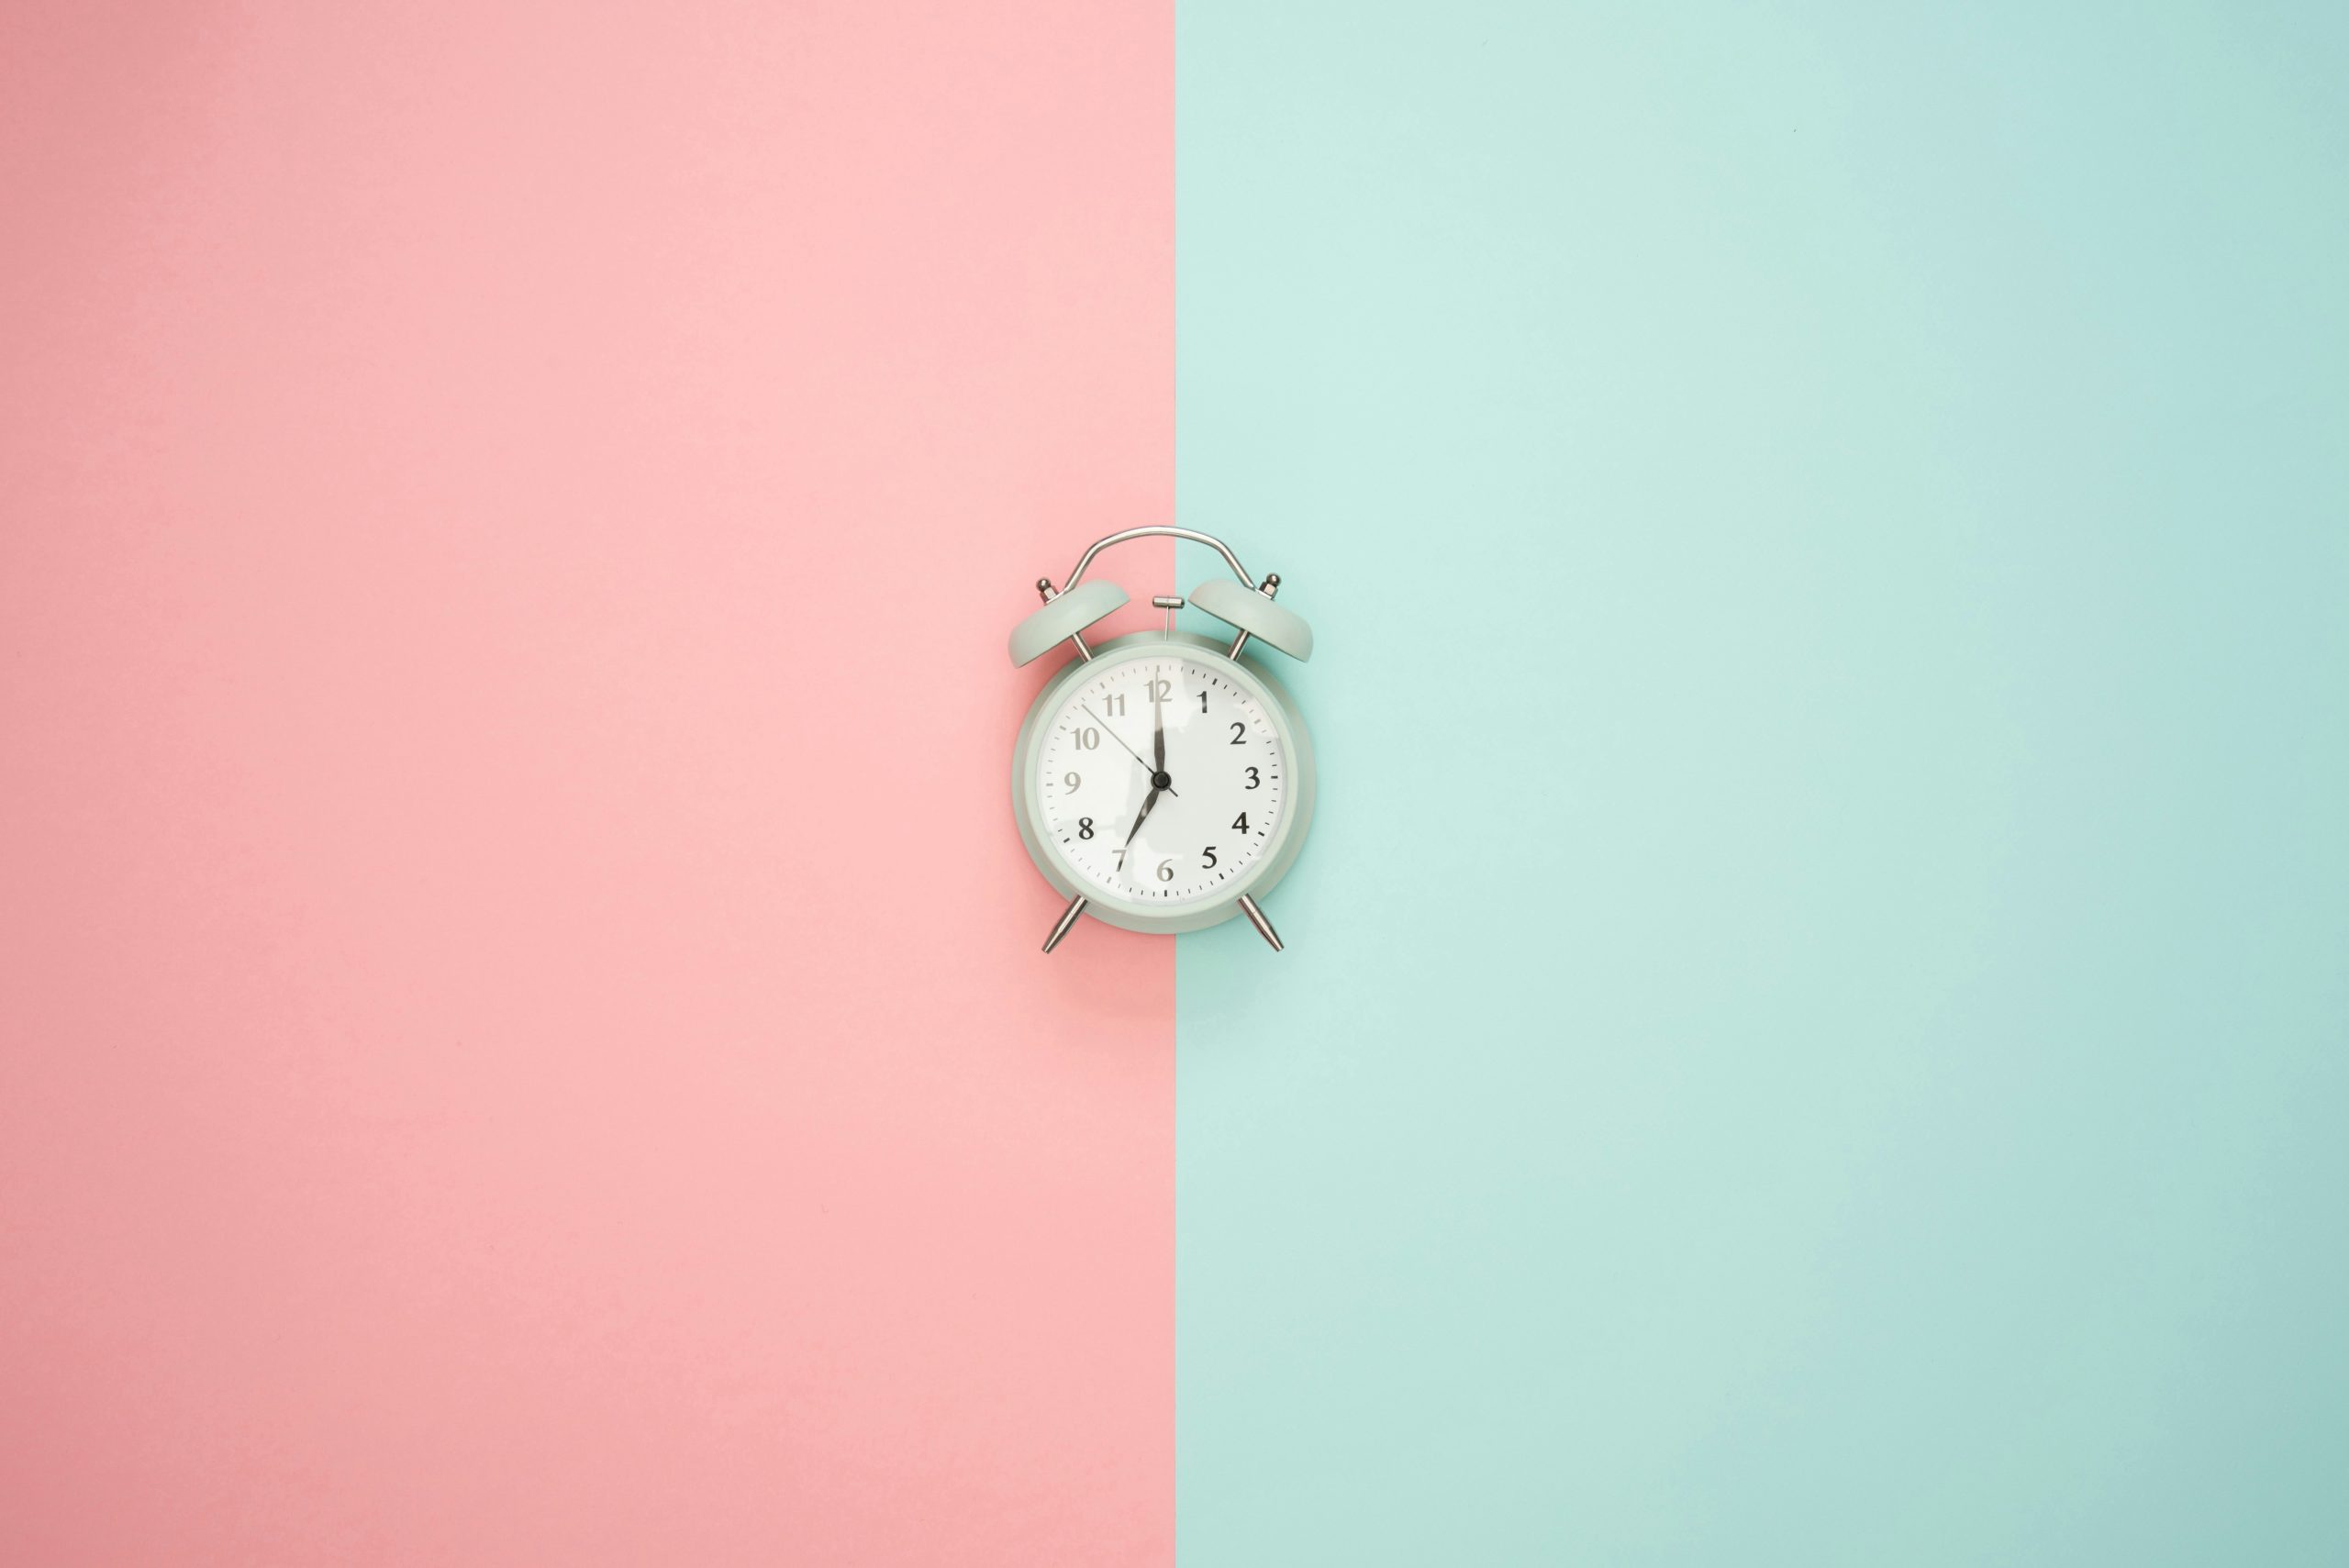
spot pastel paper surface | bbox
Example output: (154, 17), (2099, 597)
(0, 2), (1171, 1563)
(1175, 2), (2349, 1563)
(6, 0), (2349, 1563)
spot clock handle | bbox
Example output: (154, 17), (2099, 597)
(1059, 525), (1260, 595)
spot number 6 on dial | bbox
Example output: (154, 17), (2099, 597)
(1008, 527), (1316, 954)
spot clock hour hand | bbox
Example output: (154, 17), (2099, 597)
(1082, 703), (1176, 796)
(1152, 673), (1166, 774)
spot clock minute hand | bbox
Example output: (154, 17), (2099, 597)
(1117, 784), (1162, 872)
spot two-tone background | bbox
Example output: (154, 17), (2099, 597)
(5, 2), (2344, 1562)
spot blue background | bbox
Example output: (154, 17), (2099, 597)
(1177, 3), (2348, 1561)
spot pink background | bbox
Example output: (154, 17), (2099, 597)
(1, 2), (1173, 1562)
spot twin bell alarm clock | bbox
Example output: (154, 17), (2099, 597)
(1008, 527), (1316, 953)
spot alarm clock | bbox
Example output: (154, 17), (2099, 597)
(1008, 526), (1316, 953)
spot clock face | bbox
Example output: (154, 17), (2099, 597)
(1033, 649), (1288, 906)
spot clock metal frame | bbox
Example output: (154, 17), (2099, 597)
(1008, 525), (1315, 952)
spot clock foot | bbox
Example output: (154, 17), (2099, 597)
(1236, 894), (1283, 952)
(1042, 894), (1089, 953)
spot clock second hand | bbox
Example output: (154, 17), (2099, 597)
(1081, 702), (1176, 796)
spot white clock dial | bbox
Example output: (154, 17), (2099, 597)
(1034, 651), (1287, 906)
